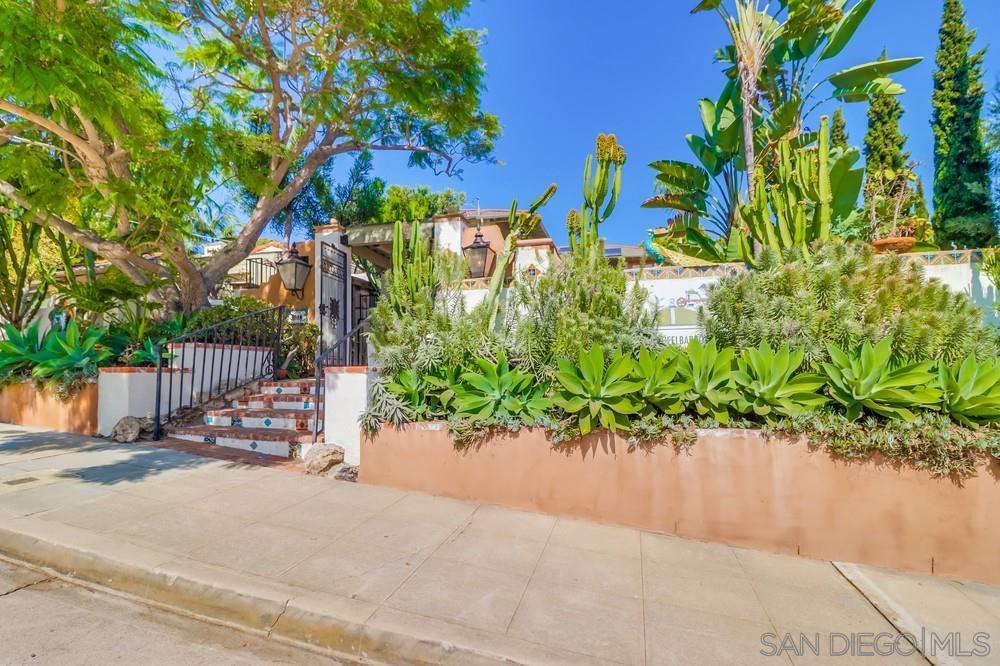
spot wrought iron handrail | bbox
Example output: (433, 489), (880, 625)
(311, 318), (370, 446)
(153, 305), (285, 439)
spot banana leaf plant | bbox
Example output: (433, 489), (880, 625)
(645, 0), (920, 266)
(553, 345), (643, 435)
(821, 338), (940, 421)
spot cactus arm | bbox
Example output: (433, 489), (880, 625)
(815, 115), (833, 241)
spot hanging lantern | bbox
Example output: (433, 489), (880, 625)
(275, 243), (312, 298)
(462, 226), (495, 279)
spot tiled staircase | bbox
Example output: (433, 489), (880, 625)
(165, 379), (322, 459)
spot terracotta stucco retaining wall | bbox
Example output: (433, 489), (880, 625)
(0, 382), (98, 435)
(361, 424), (1000, 584)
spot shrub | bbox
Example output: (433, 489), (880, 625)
(184, 296), (274, 344)
(703, 242), (999, 369)
(938, 355), (1000, 427)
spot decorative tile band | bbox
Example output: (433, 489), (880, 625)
(99, 367), (191, 374)
(624, 249), (987, 282)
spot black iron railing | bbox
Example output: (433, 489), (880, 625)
(311, 318), (369, 445)
(244, 257), (278, 288)
(153, 305), (285, 439)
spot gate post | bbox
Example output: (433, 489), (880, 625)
(313, 220), (353, 350)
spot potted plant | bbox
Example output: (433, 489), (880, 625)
(867, 165), (931, 254)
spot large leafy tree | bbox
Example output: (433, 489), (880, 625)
(931, 0), (996, 247)
(0, 0), (497, 313)
(644, 0), (920, 263)
(381, 185), (466, 223)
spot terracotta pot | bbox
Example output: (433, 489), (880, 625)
(872, 236), (917, 254)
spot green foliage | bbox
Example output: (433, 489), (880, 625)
(388, 220), (439, 316)
(386, 369), (433, 420)
(29, 321), (115, 387)
(767, 411), (996, 478)
(0, 321), (44, 382)
(733, 341), (828, 419)
(506, 250), (660, 380)
(381, 185), (466, 223)
(938, 355), (1000, 427)
(482, 183), (557, 329)
(0, 206), (50, 327)
(822, 338), (940, 421)
(553, 346), (642, 435)
(569, 134), (626, 256)
(633, 348), (685, 415)
(452, 353), (551, 425)
(184, 296), (273, 345)
(645, 0), (920, 264)
(281, 323), (321, 378)
(124, 339), (171, 367)
(703, 242), (999, 368)
(830, 108), (849, 150)
(672, 339), (741, 424)
(740, 116), (863, 262)
(932, 0), (997, 244)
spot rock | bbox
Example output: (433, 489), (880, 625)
(304, 443), (345, 476)
(334, 464), (359, 482)
(110, 416), (143, 443)
(138, 416), (155, 435)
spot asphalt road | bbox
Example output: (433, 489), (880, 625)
(0, 558), (343, 665)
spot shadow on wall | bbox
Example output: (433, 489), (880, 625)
(969, 263), (999, 326)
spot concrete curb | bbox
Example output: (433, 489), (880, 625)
(0, 518), (522, 665)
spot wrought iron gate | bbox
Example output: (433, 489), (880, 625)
(318, 241), (348, 350)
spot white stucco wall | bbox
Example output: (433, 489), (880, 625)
(324, 368), (376, 466)
(97, 369), (189, 436)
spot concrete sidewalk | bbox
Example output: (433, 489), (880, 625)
(0, 425), (998, 665)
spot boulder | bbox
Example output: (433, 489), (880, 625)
(304, 443), (345, 476)
(110, 416), (143, 443)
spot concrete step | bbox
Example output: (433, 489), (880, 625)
(234, 393), (322, 411)
(204, 408), (321, 432)
(167, 424), (315, 458)
(257, 379), (322, 396)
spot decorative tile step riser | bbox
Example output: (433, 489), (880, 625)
(259, 386), (323, 396)
(236, 399), (321, 411)
(170, 432), (294, 458)
(204, 415), (321, 431)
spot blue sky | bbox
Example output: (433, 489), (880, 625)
(358, 0), (1000, 247)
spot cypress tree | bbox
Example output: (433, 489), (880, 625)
(831, 108), (849, 151)
(931, 0), (996, 247)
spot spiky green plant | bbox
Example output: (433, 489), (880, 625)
(553, 345), (643, 434)
(937, 354), (1000, 427)
(452, 352), (551, 425)
(733, 341), (828, 419)
(703, 241), (999, 369)
(632, 347), (685, 414)
(29, 321), (114, 387)
(568, 134), (626, 256)
(0, 320), (43, 381)
(672, 338), (741, 424)
(388, 219), (438, 315)
(822, 338), (940, 421)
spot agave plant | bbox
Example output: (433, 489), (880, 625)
(452, 352), (551, 425)
(553, 345), (643, 434)
(822, 338), (939, 421)
(30, 321), (114, 386)
(633, 347), (685, 415)
(126, 338), (172, 367)
(423, 364), (464, 414)
(0, 321), (44, 380)
(937, 355), (1000, 428)
(672, 338), (741, 424)
(732, 341), (828, 419)
(385, 368), (433, 420)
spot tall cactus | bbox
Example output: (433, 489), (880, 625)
(388, 219), (437, 314)
(739, 115), (860, 263)
(482, 184), (557, 329)
(569, 134), (626, 256)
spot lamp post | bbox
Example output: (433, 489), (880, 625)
(462, 225), (495, 279)
(275, 242), (312, 298)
